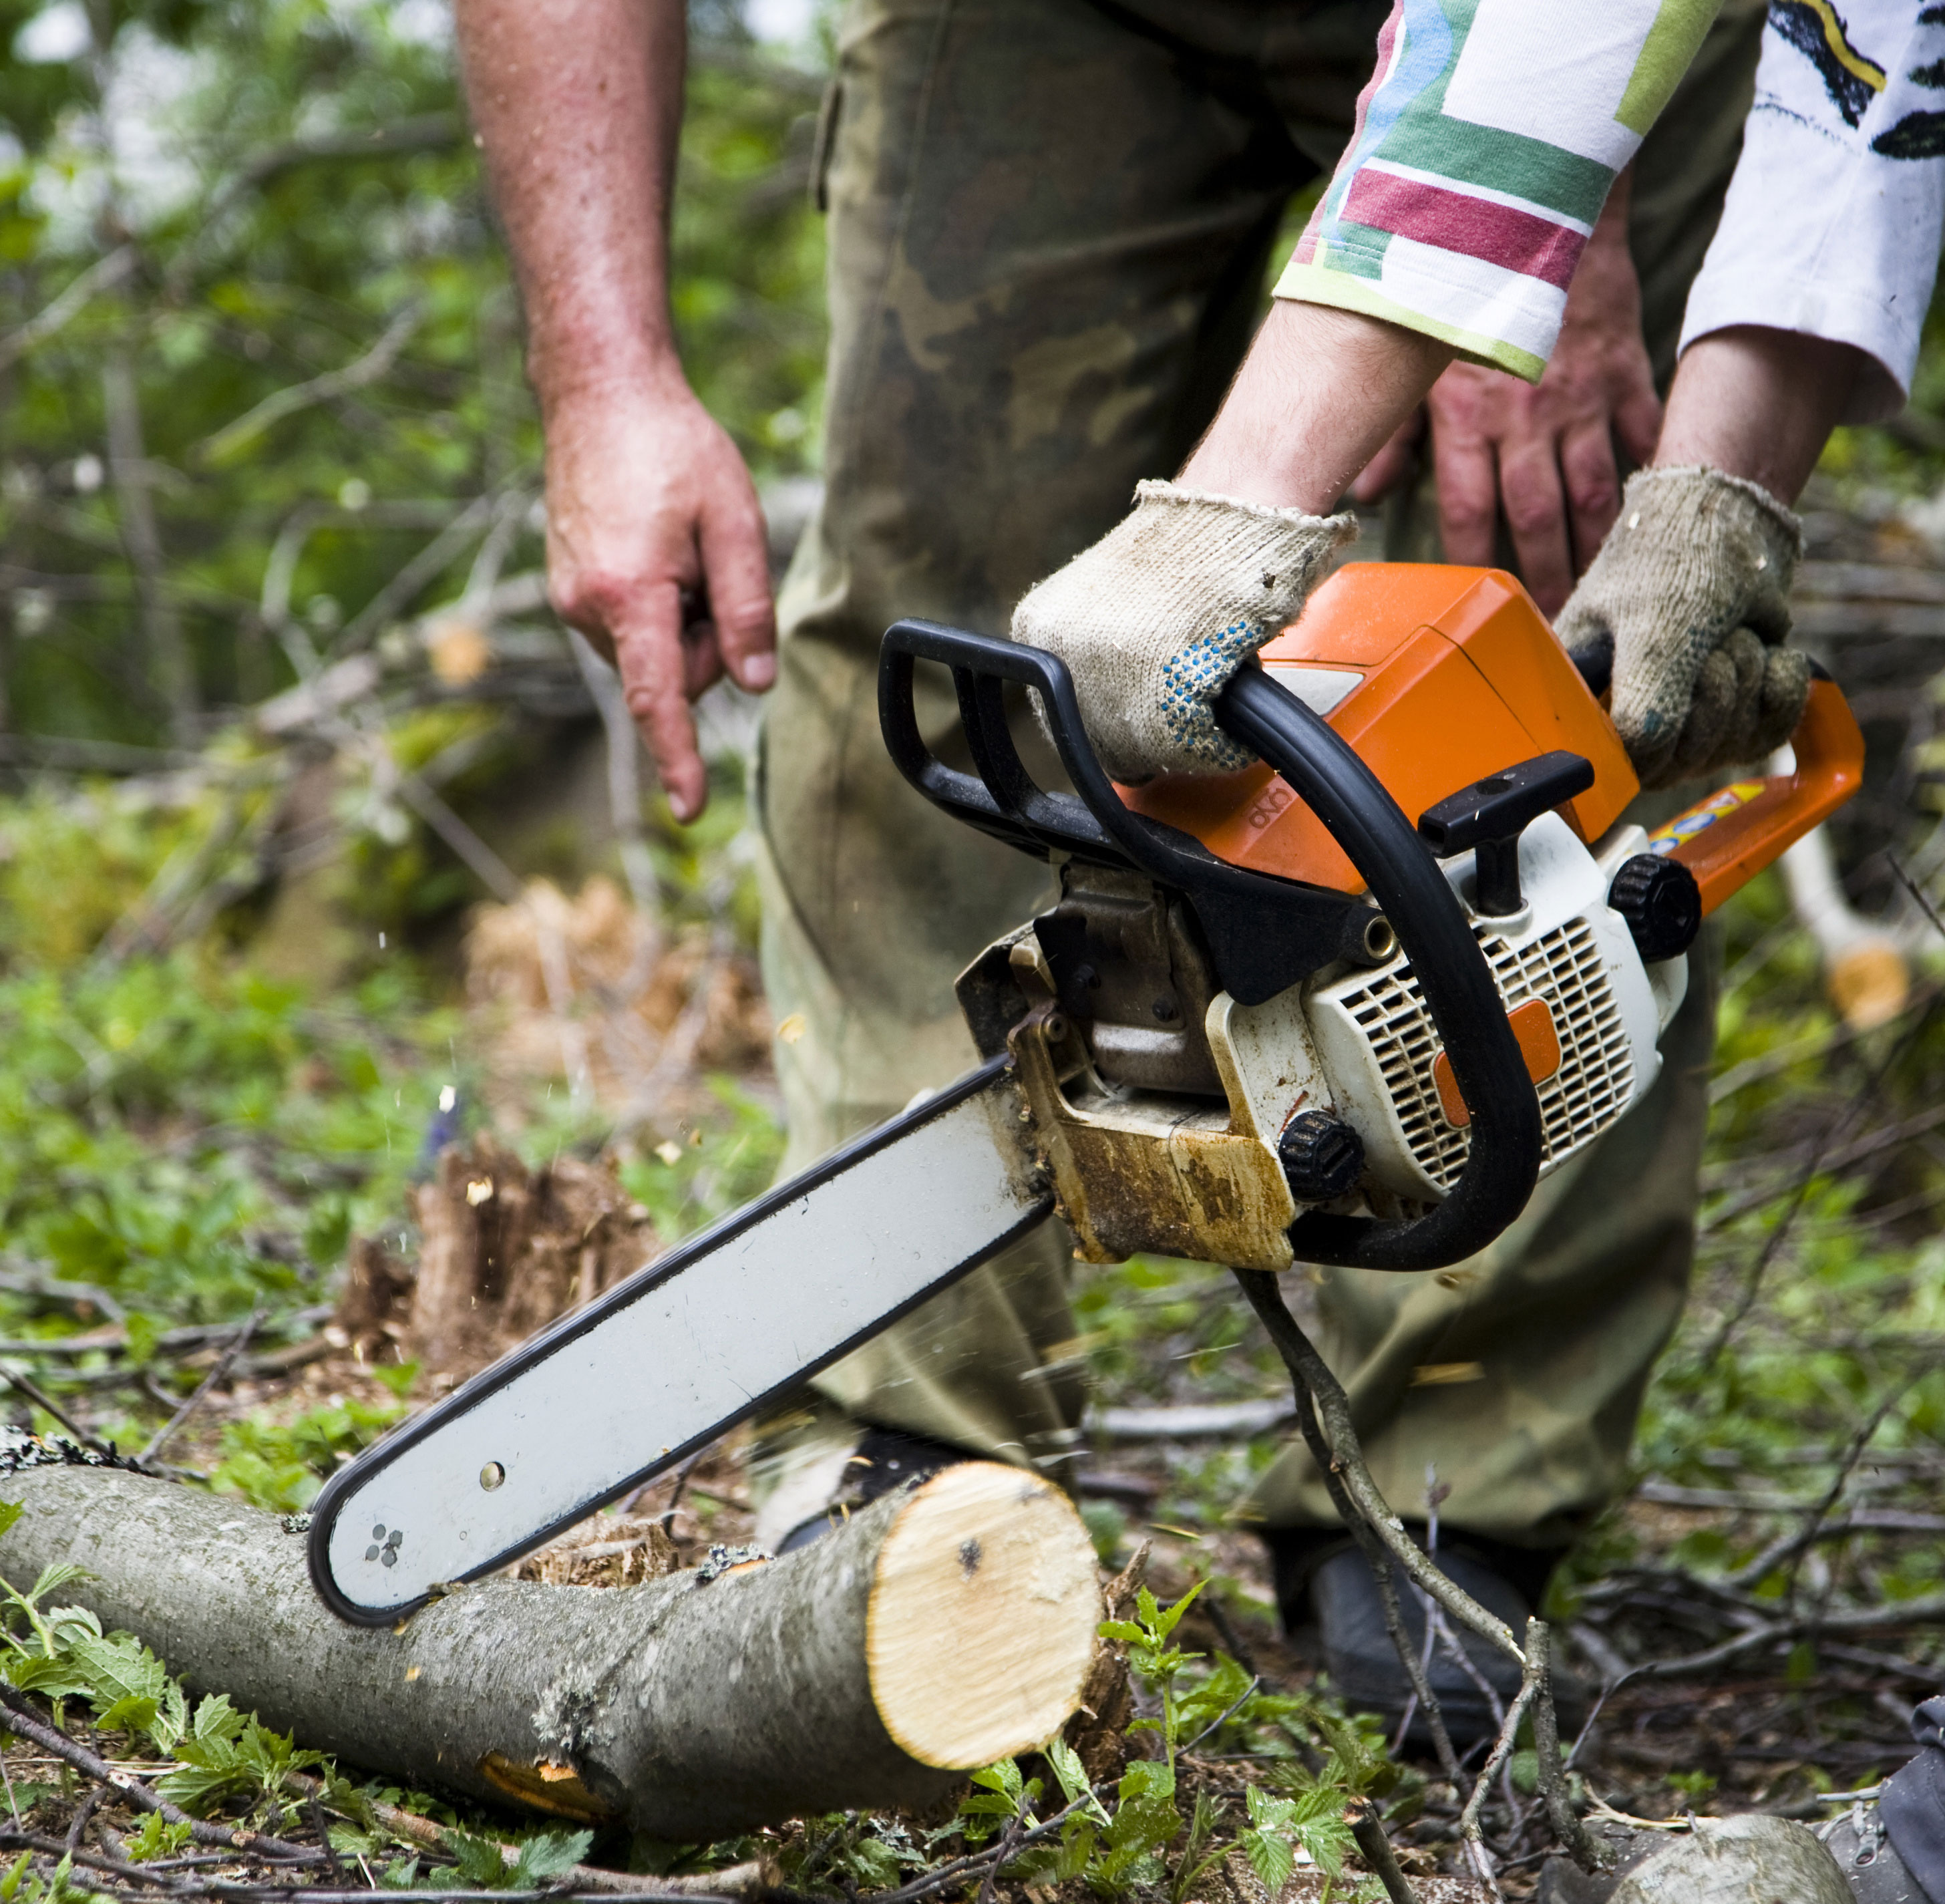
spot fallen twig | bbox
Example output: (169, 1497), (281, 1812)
(1232, 1268), (1607, 1885)
(0, 1684), (319, 1862)
(138, 1310), (261, 1465)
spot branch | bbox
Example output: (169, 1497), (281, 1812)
(0, 1684), (317, 1862)
(1231, 1270), (1608, 1883)
(0, 247), (139, 371)
(198, 303), (422, 464)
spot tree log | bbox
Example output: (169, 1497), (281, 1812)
(0, 1456), (1099, 1838)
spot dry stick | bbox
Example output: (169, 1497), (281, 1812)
(1696, 984), (1945, 1374)
(1727, 1377), (1920, 1596)
(0, 1368), (106, 1453)
(138, 1310), (261, 1465)
(0, 247), (140, 371)
(0, 1826), (214, 1893)
(64, 1784), (106, 1855)
(0, 1686), (319, 1863)
(1231, 1271), (1606, 1882)
(1346, 1799), (1420, 1904)
(1226, 1280), (1468, 1899)
(198, 304), (423, 466)
(103, 339), (195, 742)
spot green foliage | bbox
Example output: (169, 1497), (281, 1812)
(208, 1391), (409, 1513)
(963, 1590), (1396, 1902)
(439, 1825), (592, 1891)
(0, 907), (460, 1345)
(0, 0), (827, 752)
(121, 1814), (194, 1863)
(0, 1847), (104, 1904)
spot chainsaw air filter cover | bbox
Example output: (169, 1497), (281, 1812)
(1306, 811), (1681, 1206)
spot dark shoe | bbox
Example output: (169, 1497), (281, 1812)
(1262, 1525), (1582, 1752)
(1827, 1806), (1934, 1904)
(774, 1426), (974, 1553)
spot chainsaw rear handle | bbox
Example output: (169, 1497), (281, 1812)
(877, 622), (1543, 1272)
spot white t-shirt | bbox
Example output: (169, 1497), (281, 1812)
(1681, 0), (1945, 422)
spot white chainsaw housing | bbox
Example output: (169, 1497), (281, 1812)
(1288, 812), (1685, 1205)
(992, 814), (1688, 1272)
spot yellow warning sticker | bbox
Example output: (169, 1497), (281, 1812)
(1646, 780), (1766, 856)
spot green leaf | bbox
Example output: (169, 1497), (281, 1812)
(124, 1814), (194, 1863)
(511, 1830), (593, 1889)
(0, 1851), (27, 1903)
(67, 1631), (168, 1715)
(1242, 1825), (1295, 1895)
(1148, 1581), (1204, 1641)
(192, 1692), (246, 1746)
(0, 1505), (23, 1543)
(94, 1693), (160, 1734)
(443, 1827), (510, 1889)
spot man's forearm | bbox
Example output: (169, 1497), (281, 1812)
(1180, 300), (1455, 513)
(454, 0), (686, 412)
(1653, 327), (1862, 504)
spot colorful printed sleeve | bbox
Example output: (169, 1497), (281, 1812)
(1678, 1), (1945, 424)
(1273, 0), (1725, 382)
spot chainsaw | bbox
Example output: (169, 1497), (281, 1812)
(309, 562), (1862, 1623)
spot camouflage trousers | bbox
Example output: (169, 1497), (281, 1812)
(751, 0), (1761, 1552)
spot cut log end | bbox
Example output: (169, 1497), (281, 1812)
(867, 1462), (1100, 1770)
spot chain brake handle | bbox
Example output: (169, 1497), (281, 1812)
(877, 620), (1544, 1271)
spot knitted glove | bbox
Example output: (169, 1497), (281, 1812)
(1555, 466), (1809, 789)
(1010, 480), (1354, 783)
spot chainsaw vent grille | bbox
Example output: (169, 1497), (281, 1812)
(1339, 916), (1635, 1193)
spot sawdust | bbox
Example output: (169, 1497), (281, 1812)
(515, 1513), (682, 1587)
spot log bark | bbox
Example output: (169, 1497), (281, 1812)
(0, 1457), (1099, 1838)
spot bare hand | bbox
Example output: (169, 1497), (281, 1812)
(542, 372), (775, 822)
(1349, 181), (1661, 617)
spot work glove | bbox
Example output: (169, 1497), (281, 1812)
(1555, 466), (1811, 789)
(1010, 479), (1353, 783)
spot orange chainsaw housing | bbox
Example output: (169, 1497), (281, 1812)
(1120, 563), (1864, 916)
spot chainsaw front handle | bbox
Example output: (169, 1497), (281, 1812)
(878, 623), (1544, 1272)
(1214, 665), (1543, 1269)
(1644, 673), (1864, 913)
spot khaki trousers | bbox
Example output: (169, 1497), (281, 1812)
(753, 0), (1762, 1550)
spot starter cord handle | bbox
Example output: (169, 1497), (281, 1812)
(1215, 664), (1543, 1269)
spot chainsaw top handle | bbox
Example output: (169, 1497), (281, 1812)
(876, 620), (1543, 1273)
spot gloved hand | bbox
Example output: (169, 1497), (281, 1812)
(1009, 479), (1353, 783)
(1555, 465), (1810, 789)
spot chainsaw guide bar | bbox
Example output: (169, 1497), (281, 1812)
(309, 1058), (1049, 1623)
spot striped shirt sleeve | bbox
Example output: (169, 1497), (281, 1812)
(1273, 0), (1726, 382)
(1678, 0), (1945, 424)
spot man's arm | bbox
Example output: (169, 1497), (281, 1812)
(1654, 327), (1860, 503)
(1351, 172), (1662, 616)
(454, 0), (774, 823)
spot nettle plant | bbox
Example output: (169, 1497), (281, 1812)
(958, 1583), (1397, 1903)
